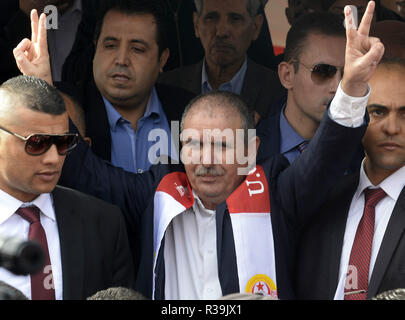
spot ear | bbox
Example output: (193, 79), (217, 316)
(278, 61), (295, 90)
(252, 14), (264, 41)
(159, 48), (170, 73)
(253, 135), (260, 157)
(241, 135), (260, 175)
(193, 12), (200, 38)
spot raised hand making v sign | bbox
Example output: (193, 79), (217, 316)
(340, 1), (385, 97)
(13, 10), (52, 86)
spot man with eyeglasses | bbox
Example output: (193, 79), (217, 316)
(257, 11), (362, 173)
(0, 76), (134, 299)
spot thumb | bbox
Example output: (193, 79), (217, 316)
(13, 50), (34, 76)
(361, 41), (385, 68)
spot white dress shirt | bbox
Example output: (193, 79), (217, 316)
(164, 192), (222, 300)
(161, 82), (370, 300)
(0, 190), (63, 300)
(334, 163), (405, 299)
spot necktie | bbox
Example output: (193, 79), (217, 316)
(16, 206), (56, 300)
(297, 141), (309, 153)
(344, 188), (386, 300)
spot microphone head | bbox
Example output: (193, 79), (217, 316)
(0, 236), (45, 275)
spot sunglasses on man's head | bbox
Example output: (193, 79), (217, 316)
(290, 60), (344, 84)
(0, 126), (79, 156)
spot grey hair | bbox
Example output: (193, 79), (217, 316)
(87, 287), (147, 300)
(372, 288), (405, 300)
(180, 91), (255, 146)
(194, 0), (262, 17)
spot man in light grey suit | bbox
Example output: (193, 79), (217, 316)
(158, 0), (285, 124)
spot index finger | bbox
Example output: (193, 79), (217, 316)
(37, 13), (49, 56)
(357, 1), (375, 36)
(31, 9), (39, 44)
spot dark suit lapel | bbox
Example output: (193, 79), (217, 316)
(84, 79), (112, 161)
(190, 60), (203, 94)
(240, 58), (260, 109)
(368, 187), (405, 299)
(52, 187), (85, 300)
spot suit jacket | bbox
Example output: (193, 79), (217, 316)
(158, 58), (286, 120)
(0, 0), (98, 84)
(50, 185), (134, 300)
(56, 79), (195, 162)
(160, 0), (279, 72)
(295, 173), (405, 299)
(256, 105), (364, 173)
(256, 107), (282, 162)
(59, 111), (367, 299)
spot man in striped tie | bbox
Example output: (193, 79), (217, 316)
(295, 50), (405, 299)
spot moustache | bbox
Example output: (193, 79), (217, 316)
(194, 165), (225, 177)
(211, 40), (235, 51)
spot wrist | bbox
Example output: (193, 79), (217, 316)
(341, 79), (368, 97)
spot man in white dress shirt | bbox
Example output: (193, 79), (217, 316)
(295, 57), (405, 300)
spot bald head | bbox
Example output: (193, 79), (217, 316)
(180, 91), (255, 143)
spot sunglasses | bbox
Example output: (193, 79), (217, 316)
(290, 60), (344, 84)
(0, 126), (79, 156)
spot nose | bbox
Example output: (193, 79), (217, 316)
(383, 113), (401, 136)
(115, 45), (129, 66)
(41, 144), (62, 165)
(328, 70), (343, 95)
(215, 16), (231, 38)
(201, 143), (214, 166)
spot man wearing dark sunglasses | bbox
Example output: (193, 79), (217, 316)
(0, 76), (134, 299)
(257, 11), (362, 173)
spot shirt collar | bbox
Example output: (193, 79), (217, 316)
(192, 191), (216, 216)
(0, 189), (55, 225)
(201, 57), (248, 94)
(279, 104), (307, 154)
(103, 87), (162, 131)
(355, 159), (405, 202)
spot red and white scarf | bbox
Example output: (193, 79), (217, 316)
(153, 165), (278, 298)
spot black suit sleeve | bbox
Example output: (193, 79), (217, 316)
(111, 205), (136, 289)
(274, 110), (367, 230)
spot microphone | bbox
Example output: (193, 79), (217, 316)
(0, 234), (44, 275)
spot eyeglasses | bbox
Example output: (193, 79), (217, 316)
(290, 60), (344, 84)
(0, 125), (79, 156)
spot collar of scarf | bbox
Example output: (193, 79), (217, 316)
(153, 165), (278, 298)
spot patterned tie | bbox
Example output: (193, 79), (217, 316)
(297, 141), (309, 153)
(16, 206), (55, 300)
(344, 188), (386, 300)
